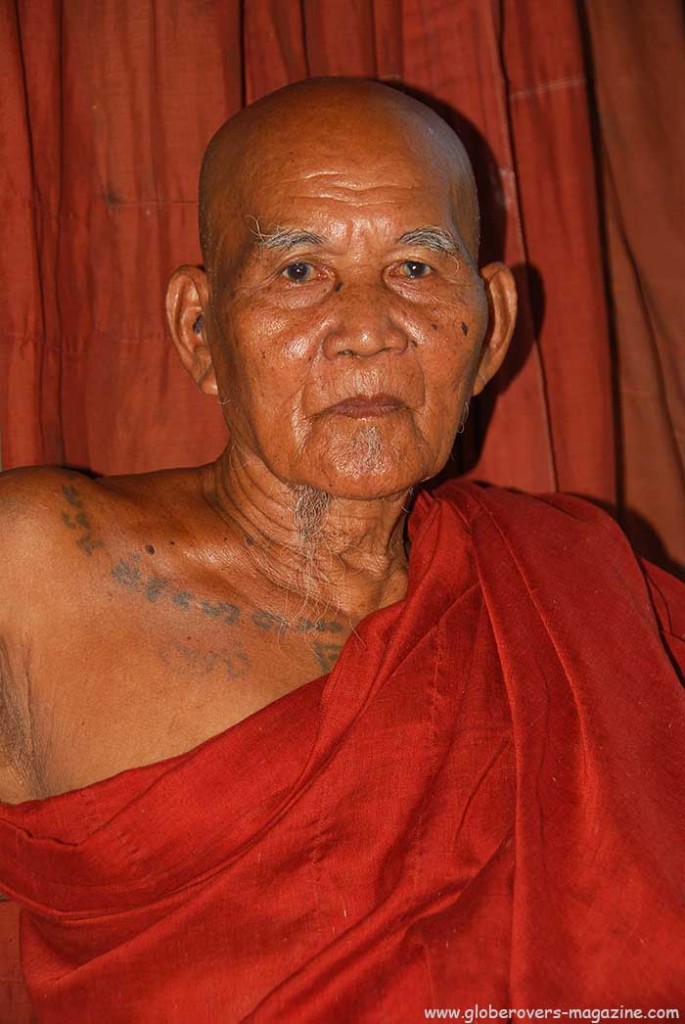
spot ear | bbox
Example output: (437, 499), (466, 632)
(471, 262), (518, 395)
(165, 265), (218, 396)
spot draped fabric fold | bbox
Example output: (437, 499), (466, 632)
(1, 485), (684, 1021)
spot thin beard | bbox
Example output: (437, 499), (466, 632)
(293, 484), (330, 543)
(291, 425), (381, 545)
(292, 484), (331, 605)
(353, 424), (382, 474)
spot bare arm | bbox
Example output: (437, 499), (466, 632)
(0, 466), (83, 804)
(0, 634), (33, 804)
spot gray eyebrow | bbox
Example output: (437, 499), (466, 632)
(397, 227), (461, 259)
(248, 220), (325, 251)
(246, 220), (462, 258)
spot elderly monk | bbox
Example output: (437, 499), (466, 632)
(1, 79), (684, 1022)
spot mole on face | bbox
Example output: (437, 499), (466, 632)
(334, 281), (343, 294)
(460, 322), (469, 336)
(145, 544), (155, 555)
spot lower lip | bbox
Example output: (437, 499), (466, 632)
(329, 402), (404, 418)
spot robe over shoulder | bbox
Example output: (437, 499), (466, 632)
(1, 483), (684, 1021)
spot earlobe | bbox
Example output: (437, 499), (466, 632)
(472, 262), (518, 395)
(165, 266), (218, 396)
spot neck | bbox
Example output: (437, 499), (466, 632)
(202, 446), (412, 621)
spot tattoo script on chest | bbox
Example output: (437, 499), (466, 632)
(59, 484), (346, 678)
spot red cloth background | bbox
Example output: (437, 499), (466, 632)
(0, 2), (683, 1019)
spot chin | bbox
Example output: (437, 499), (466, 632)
(319, 478), (417, 502)
(300, 454), (429, 502)
(280, 420), (449, 500)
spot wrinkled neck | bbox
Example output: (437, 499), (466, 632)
(202, 446), (412, 620)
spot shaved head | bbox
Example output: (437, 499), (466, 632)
(198, 78), (480, 275)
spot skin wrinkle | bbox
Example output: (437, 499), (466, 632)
(0, 639), (26, 771)
(215, 446), (398, 588)
(203, 447), (342, 611)
(0, 638), (43, 799)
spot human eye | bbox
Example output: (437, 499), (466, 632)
(398, 260), (432, 279)
(281, 261), (316, 283)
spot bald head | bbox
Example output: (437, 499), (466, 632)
(198, 78), (480, 274)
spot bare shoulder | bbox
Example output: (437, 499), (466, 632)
(0, 464), (204, 568)
(0, 466), (122, 594)
(0, 464), (208, 803)
(0, 466), (100, 584)
(0, 466), (100, 801)
(0, 461), (214, 640)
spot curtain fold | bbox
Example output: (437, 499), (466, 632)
(584, 0), (685, 571)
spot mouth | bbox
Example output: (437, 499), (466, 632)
(326, 394), (407, 419)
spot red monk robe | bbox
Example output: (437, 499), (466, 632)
(1, 482), (684, 1022)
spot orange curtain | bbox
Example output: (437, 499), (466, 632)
(584, 0), (685, 573)
(0, 2), (682, 1011)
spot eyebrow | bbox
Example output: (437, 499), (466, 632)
(247, 220), (462, 258)
(397, 227), (461, 258)
(249, 221), (325, 251)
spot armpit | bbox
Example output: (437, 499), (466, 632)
(0, 638), (39, 803)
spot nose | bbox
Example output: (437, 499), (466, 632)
(322, 282), (410, 360)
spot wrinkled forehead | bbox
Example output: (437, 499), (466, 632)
(248, 143), (462, 231)
(200, 88), (480, 269)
